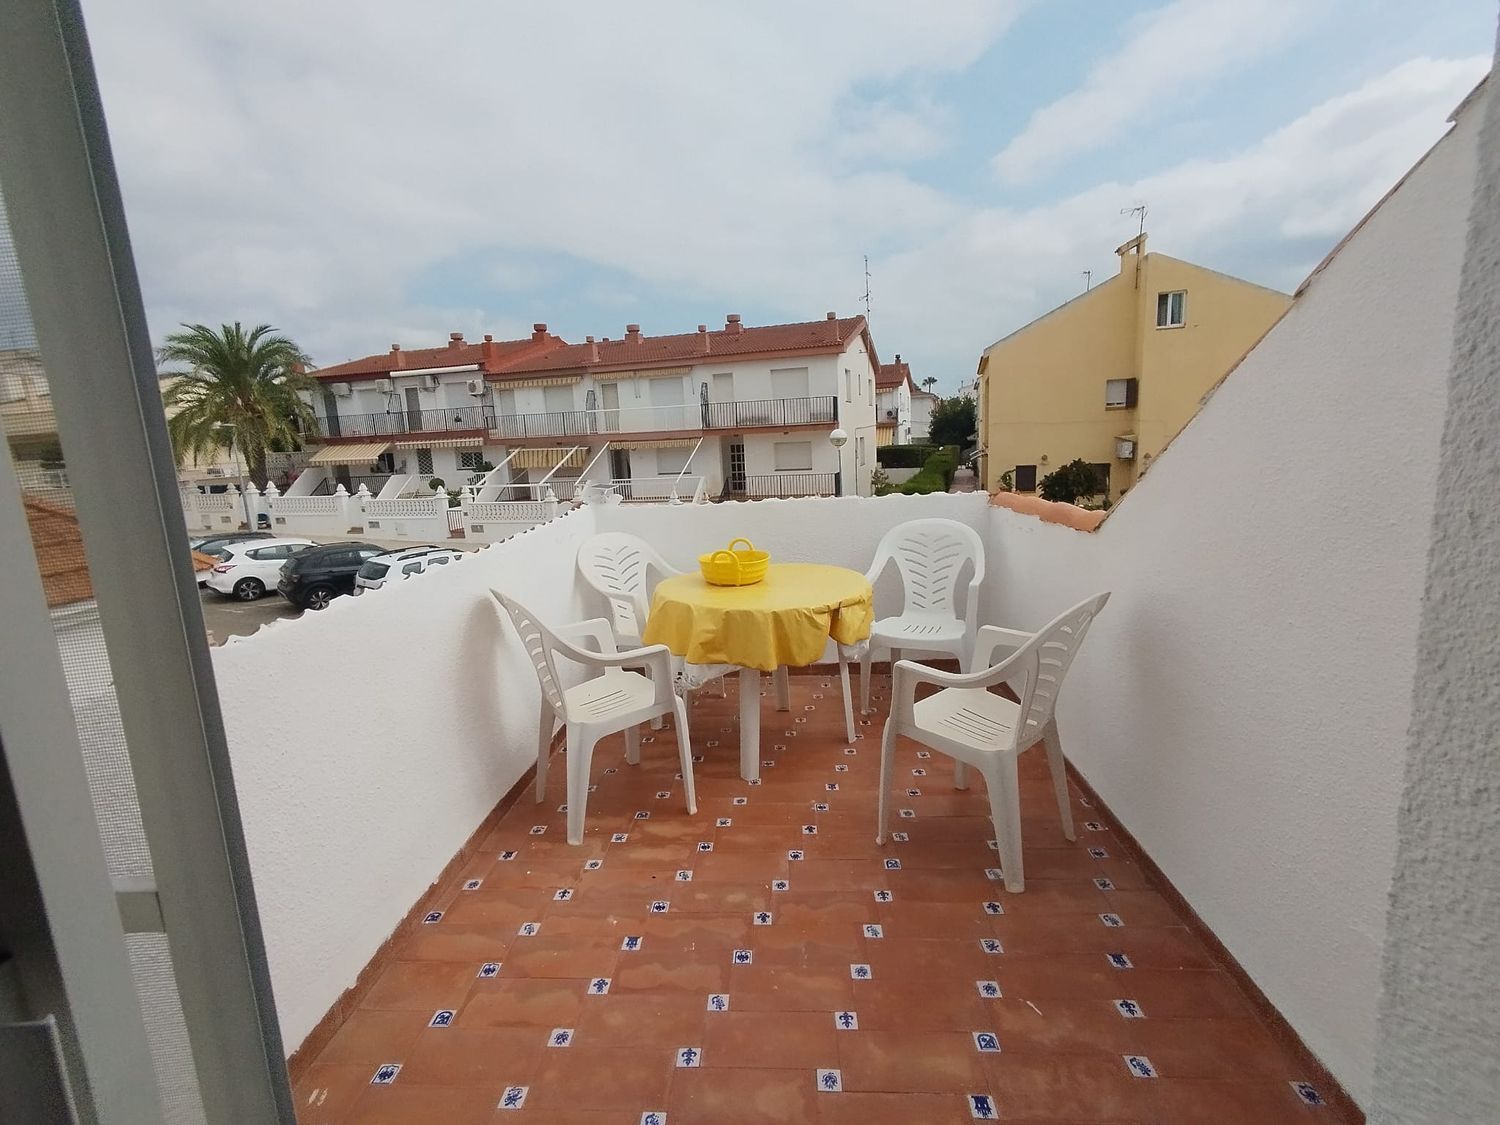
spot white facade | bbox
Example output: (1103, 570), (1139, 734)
(876, 378), (912, 445)
(910, 389), (937, 442)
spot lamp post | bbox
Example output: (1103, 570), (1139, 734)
(829, 428), (848, 497)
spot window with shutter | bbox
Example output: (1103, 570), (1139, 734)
(1014, 464), (1037, 492)
(1155, 290), (1186, 327)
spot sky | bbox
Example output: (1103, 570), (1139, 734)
(4, 1), (1494, 391)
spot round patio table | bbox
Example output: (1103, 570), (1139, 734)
(643, 562), (873, 780)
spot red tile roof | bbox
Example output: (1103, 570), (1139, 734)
(23, 496), (93, 609)
(488, 314), (872, 379)
(877, 354), (912, 390)
(312, 329), (565, 382)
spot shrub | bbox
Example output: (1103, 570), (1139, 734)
(1038, 459), (1106, 505)
(897, 445), (959, 495)
(877, 443), (937, 469)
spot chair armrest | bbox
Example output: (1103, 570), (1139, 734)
(556, 635), (674, 682)
(973, 625), (1033, 671)
(555, 617), (619, 655)
(891, 639), (1039, 702)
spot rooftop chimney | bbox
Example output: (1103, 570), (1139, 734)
(725, 313), (743, 336)
(532, 322), (549, 342)
(586, 335), (599, 362)
(484, 333), (493, 342)
(698, 324), (710, 354)
(827, 311), (837, 320)
(390, 343), (403, 369)
(895, 353), (901, 363)
(625, 324), (642, 343)
(448, 332), (465, 349)
(482, 334), (496, 363)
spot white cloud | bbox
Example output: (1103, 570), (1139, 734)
(991, 0), (1308, 183)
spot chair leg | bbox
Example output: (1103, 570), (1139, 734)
(953, 761), (968, 791)
(565, 727), (597, 846)
(672, 698), (698, 815)
(860, 647), (872, 714)
(535, 705), (554, 802)
(837, 652), (856, 743)
(773, 664), (790, 711)
(987, 757), (1025, 893)
(718, 675), (728, 698)
(875, 719), (897, 844)
(1043, 719), (1075, 842)
(624, 724), (641, 766)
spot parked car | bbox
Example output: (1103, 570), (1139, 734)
(355, 546), (465, 593)
(204, 538), (317, 601)
(190, 532), (276, 585)
(277, 541), (386, 610)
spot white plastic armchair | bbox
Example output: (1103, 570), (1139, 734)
(491, 589), (697, 845)
(876, 592), (1109, 892)
(860, 518), (986, 713)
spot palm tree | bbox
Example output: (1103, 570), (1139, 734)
(159, 322), (318, 484)
(922, 376), (938, 393)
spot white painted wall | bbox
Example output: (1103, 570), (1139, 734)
(212, 508), (599, 1050)
(982, 100), (1479, 1108)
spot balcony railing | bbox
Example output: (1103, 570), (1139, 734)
(703, 396), (837, 429)
(318, 404), (495, 440)
(732, 472), (839, 498)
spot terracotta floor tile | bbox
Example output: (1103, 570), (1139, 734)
(396, 1026), (540, 1086)
(345, 1083), (498, 1124)
(981, 1053), (1157, 1121)
(701, 1009), (839, 1069)
(457, 979), (583, 1029)
(836, 1029), (989, 1093)
(527, 1045), (672, 1109)
(668, 1065), (822, 1124)
(730, 964), (856, 1012)
(361, 960), (482, 1012)
(1114, 969), (1255, 1019)
(612, 949), (729, 993)
(816, 1090), (980, 1124)
(574, 991), (707, 1050)
(292, 1063), (373, 1124)
(1148, 1077), (1325, 1123)
(1121, 1016), (1302, 1078)
(976, 998), (1135, 1055)
(314, 1008), (425, 1067)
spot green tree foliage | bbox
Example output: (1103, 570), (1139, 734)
(159, 323), (317, 484)
(928, 395), (976, 449)
(1038, 458), (1106, 504)
(897, 446), (960, 494)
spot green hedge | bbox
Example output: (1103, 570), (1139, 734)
(876, 443), (937, 469)
(897, 445), (959, 495)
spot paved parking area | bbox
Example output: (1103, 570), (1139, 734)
(200, 585), (300, 644)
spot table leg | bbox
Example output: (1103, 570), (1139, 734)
(773, 664), (790, 711)
(738, 667), (760, 782)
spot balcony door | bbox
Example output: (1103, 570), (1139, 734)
(404, 387), (423, 433)
(648, 378), (685, 430)
(599, 382), (620, 432)
(322, 389), (341, 438)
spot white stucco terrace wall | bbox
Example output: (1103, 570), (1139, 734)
(982, 95), (1480, 1108)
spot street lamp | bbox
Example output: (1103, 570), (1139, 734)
(829, 428), (848, 496)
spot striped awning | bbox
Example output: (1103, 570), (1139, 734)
(497, 376), (582, 389)
(609, 438), (698, 450)
(307, 440), (390, 465)
(511, 447), (588, 469)
(392, 436), (484, 449)
(875, 428), (896, 448)
(635, 367), (692, 380)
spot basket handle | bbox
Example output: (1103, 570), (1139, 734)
(727, 537), (755, 554)
(709, 549), (742, 581)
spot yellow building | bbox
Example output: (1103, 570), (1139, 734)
(975, 234), (1291, 500)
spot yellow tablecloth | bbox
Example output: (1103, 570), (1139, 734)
(644, 563), (873, 673)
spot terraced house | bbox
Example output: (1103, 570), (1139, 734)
(297, 313), (883, 504)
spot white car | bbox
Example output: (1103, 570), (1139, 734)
(205, 538), (317, 601)
(354, 546), (464, 592)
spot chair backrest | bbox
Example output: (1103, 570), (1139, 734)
(871, 518), (985, 618)
(489, 589), (568, 713)
(1007, 592), (1110, 745)
(577, 532), (677, 642)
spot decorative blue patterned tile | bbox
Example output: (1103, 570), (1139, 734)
(905, 788), (922, 797)
(1113, 998), (1144, 1018)
(883, 858), (903, 871)
(716, 817), (733, 827)
(497, 1085), (528, 1110)
(675, 1044), (704, 1068)
(826, 782), (840, 792)
(1093, 877), (1115, 891)
(370, 1063), (401, 1085)
(429, 1009), (455, 1028)
(556, 804), (569, 813)
(891, 831), (909, 842)
(844, 747), (857, 755)
(862, 924), (884, 939)
(986, 840), (998, 850)
(749, 778), (763, 786)
(1088, 847), (1109, 859)
(1078, 795), (1093, 808)
(979, 938), (1004, 955)
(1122, 1055), (1157, 1078)
(984, 868), (1003, 881)
(834, 1010), (859, 1030)
(801, 824), (818, 836)
(773, 744), (787, 752)
(675, 869), (693, 882)
(834, 764), (850, 773)
(971, 1031), (1001, 1053)
(732, 949), (753, 965)
(547, 1027), (574, 1048)
(916, 750), (932, 759)
(1106, 952), (1134, 969)
(639, 1112), (666, 1125)
(753, 911), (773, 925)
(813, 802), (831, 813)
(968, 1092), (999, 1119)
(772, 879), (790, 892)
(673, 773), (682, 781)
(463, 878), (482, 891)
(788, 849), (805, 861)
(761, 759), (776, 767)
(707, 739), (720, 747)
(588, 784), (598, 792)
(422, 911), (443, 925)
(732, 796), (748, 806)
(697, 841), (714, 853)
(604, 767), (618, 775)
(518, 922), (540, 936)
(584, 859), (604, 871)
(587, 977), (612, 995)
(691, 754), (703, 762)
(1084, 820), (1105, 831)
(621, 935), (643, 951)
(529, 825), (547, 836)
(849, 963), (873, 980)
(816, 1068), (843, 1092)
(911, 767), (926, 776)
(982, 901), (1005, 916)
(1290, 1081), (1325, 1106)
(477, 962), (501, 978)
(655, 790), (671, 799)
(611, 833), (629, 844)
(873, 889), (894, 902)
(975, 980), (1002, 999)
(706, 993), (729, 1012)
(499, 850), (519, 861)
(1099, 913), (1124, 928)
(553, 888), (575, 901)
(898, 809), (916, 819)
(795, 717), (808, 724)
(803, 704), (815, 711)
(634, 811), (651, 820)
(649, 901), (670, 914)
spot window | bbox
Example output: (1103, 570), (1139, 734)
(458, 450), (484, 471)
(428, 555), (450, 565)
(844, 369), (853, 402)
(1156, 290), (1186, 328)
(247, 544), (292, 561)
(773, 441), (813, 471)
(542, 385), (573, 413)
(415, 448), (434, 474)
(857, 435), (866, 465)
(401, 561), (424, 576)
(1089, 463), (1111, 495)
(1014, 464), (1037, 492)
(1105, 378), (1138, 408)
(770, 367), (810, 400)
(655, 448), (690, 475)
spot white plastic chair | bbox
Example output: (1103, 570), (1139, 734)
(860, 519), (986, 713)
(577, 532), (728, 705)
(491, 589), (697, 845)
(876, 592), (1109, 892)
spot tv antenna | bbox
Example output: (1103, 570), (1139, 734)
(861, 254), (872, 321)
(1082, 269), (1093, 292)
(1121, 202), (1148, 239)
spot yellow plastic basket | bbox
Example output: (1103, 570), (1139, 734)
(699, 537), (771, 586)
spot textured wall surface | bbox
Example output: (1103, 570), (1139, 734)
(1371, 68), (1500, 1124)
(981, 94), (1482, 1106)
